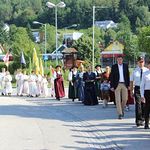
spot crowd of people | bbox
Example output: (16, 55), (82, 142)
(0, 55), (150, 129)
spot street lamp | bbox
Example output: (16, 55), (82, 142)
(46, 1), (66, 65)
(33, 21), (47, 68)
(92, 6), (95, 71)
(92, 6), (107, 71)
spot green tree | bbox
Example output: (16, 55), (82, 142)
(138, 26), (150, 53)
(9, 25), (40, 70)
(0, 22), (10, 47)
(72, 35), (93, 62)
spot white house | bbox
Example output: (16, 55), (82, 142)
(95, 20), (117, 29)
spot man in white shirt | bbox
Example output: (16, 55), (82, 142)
(140, 61), (150, 129)
(110, 55), (130, 119)
(130, 56), (148, 127)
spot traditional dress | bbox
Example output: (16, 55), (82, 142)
(15, 72), (23, 95)
(76, 71), (85, 102)
(28, 73), (38, 97)
(83, 72), (98, 105)
(4, 73), (12, 95)
(68, 70), (78, 101)
(36, 74), (42, 96)
(95, 70), (103, 99)
(41, 77), (48, 97)
(0, 71), (6, 95)
(19, 74), (29, 96)
(49, 66), (55, 97)
(53, 71), (65, 100)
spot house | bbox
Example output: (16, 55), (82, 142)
(42, 32), (83, 62)
(62, 48), (77, 69)
(63, 32), (83, 47)
(95, 20), (117, 29)
(101, 41), (124, 66)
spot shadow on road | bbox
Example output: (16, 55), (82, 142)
(0, 96), (149, 150)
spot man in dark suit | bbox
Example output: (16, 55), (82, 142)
(110, 55), (130, 119)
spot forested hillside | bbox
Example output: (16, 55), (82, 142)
(0, 0), (150, 71)
(0, 0), (150, 30)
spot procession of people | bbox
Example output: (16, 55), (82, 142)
(1, 55), (150, 129)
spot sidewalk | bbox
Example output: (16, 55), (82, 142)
(0, 92), (150, 149)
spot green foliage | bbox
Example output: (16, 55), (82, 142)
(0, 0), (149, 30)
(138, 26), (150, 53)
(72, 35), (93, 61)
(0, 22), (10, 46)
(0, 0), (149, 69)
(9, 25), (40, 70)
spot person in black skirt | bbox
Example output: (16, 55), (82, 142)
(68, 66), (78, 101)
(83, 66), (98, 105)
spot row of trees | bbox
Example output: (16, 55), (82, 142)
(0, 0), (150, 30)
(1, 22), (149, 71)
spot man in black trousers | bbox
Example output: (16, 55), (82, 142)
(130, 56), (148, 127)
(140, 61), (150, 129)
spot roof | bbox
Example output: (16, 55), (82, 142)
(63, 32), (83, 40)
(95, 20), (117, 29)
(62, 48), (77, 53)
(51, 44), (67, 54)
(101, 41), (124, 54)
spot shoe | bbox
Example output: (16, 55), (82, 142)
(118, 114), (122, 119)
(72, 99), (74, 102)
(56, 98), (60, 101)
(144, 125), (149, 129)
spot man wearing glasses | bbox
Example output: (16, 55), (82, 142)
(130, 56), (148, 127)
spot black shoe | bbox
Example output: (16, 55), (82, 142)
(144, 125), (149, 129)
(1, 93), (4, 96)
(56, 98), (60, 101)
(72, 99), (74, 102)
(118, 114), (122, 119)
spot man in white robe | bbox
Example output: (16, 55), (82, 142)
(28, 71), (38, 97)
(15, 69), (23, 96)
(19, 70), (29, 96)
(4, 71), (12, 96)
(41, 75), (48, 97)
(0, 68), (6, 95)
(36, 74), (42, 97)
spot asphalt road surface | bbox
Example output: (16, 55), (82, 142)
(0, 95), (149, 150)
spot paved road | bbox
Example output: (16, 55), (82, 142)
(0, 94), (150, 150)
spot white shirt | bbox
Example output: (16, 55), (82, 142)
(68, 70), (77, 81)
(130, 66), (148, 86)
(53, 71), (62, 80)
(118, 64), (124, 82)
(140, 70), (150, 97)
